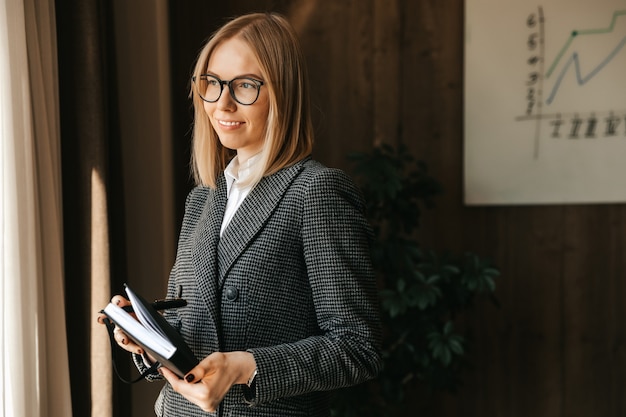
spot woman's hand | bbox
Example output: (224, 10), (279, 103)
(96, 295), (145, 356)
(160, 351), (257, 413)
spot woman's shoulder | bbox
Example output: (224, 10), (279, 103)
(289, 158), (366, 215)
(185, 185), (211, 207)
(181, 185), (216, 220)
(288, 158), (364, 209)
(296, 158), (356, 188)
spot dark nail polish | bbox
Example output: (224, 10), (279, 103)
(185, 374), (195, 382)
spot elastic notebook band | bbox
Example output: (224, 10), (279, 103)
(102, 317), (161, 384)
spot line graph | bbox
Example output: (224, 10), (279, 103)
(545, 10), (626, 77)
(545, 10), (626, 105)
(464, 0), (626, 205)
(546, 36), (626, 104)
(515, 6), (626, 159)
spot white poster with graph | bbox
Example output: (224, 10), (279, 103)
(464, 0), (626, 205)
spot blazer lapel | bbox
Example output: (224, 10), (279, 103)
(217, 160), (307, 284)
(191, 175), (227, 339)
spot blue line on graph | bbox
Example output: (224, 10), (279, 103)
(546, 35), (626, 105)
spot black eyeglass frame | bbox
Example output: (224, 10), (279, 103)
(192, 74), (265, 106)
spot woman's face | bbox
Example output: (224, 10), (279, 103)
(204, 37), (270, 163)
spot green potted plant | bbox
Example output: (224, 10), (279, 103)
(331, 143), (500, 417)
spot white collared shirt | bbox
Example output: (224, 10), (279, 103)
(220, 154), (260, 236)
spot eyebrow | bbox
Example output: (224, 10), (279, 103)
(203, 71), (264, 80)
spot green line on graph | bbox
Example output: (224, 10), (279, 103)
(546, 10), (626, 78)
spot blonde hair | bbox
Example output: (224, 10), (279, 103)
(190, 12), (314, 188)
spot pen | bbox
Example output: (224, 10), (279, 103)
(122, 299), (187, 313)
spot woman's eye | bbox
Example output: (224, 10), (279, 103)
(237, 81), (256, 90)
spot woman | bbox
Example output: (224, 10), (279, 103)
(101, 12), (382, 416)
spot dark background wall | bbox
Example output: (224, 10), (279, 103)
(59, 0), (626, 416)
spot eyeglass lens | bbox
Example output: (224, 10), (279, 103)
(196, 75), (261, 105)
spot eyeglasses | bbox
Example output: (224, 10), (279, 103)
(192, 74), (265, 105)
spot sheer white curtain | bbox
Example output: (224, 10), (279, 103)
(0, 0), (72, 416)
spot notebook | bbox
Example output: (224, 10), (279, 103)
(102, 284), (198, 378)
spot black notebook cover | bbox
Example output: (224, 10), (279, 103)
(103, 285), (199, 378)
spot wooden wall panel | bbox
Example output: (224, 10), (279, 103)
(559, 205), (626, 417)
(166, 1), (626, 416)
(372, 0), (401, 147)
(296, 0), (377, 166)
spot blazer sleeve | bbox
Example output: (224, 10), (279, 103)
(247, 166), (383, 405)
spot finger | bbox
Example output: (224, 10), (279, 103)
(96, 313), (107, 324)
(111, 295), (130, 307)
(183, 366), (201, 384)
(160, 369), (201, 406)
(184, 353), (219, 383)
(161, 367), (219, 413)
(113, 327), (128, 345)
(113, 328), (144, 355)
(161, 367), (183, 387)
(110, 295), (138, 319)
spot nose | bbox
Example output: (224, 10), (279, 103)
(216, 84), (236, 110)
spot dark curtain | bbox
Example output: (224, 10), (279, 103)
(167, 2), (233, 214)
(56, 0), (129, 415)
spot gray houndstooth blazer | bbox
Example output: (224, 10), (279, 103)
(148, 157), (382, 417)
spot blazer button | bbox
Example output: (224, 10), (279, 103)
(224, 286), (239, 302)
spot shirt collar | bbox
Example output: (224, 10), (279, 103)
(224, 153), (262, 195)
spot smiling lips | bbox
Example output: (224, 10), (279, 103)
(218, 119), (243, 127)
